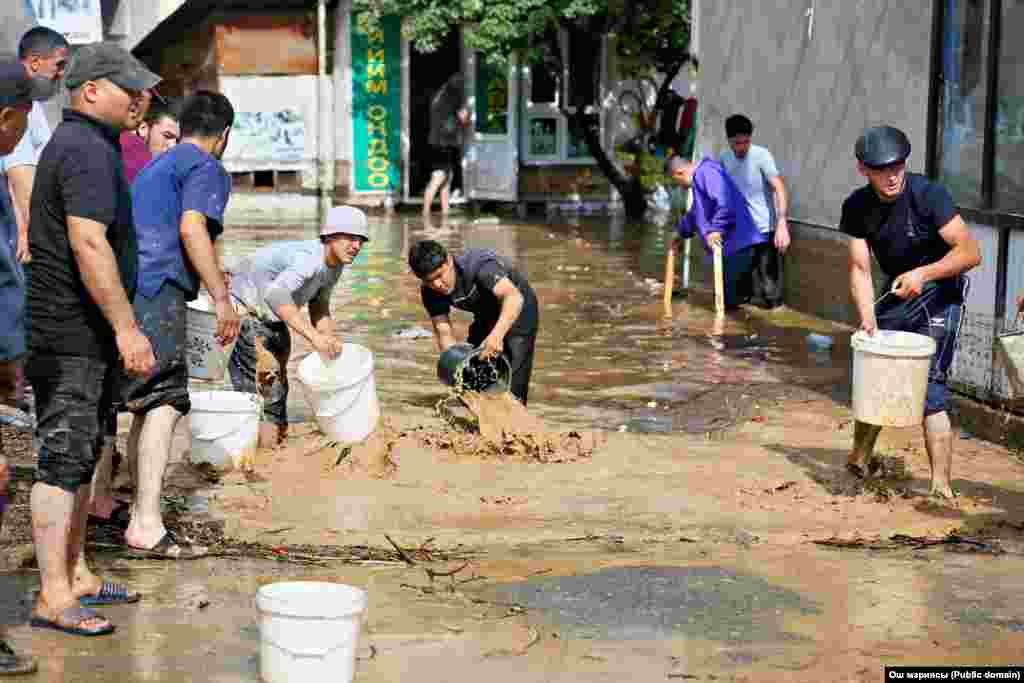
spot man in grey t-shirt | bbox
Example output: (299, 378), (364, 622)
(228, 206), (369, 446)
(720, 114), (791, 309)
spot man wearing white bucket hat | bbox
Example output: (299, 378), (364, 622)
(228, 205), (369, 447)
(841, 125), (980, 501)
(119, 90), (240, 560)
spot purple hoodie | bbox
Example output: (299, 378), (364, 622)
(676, 157), (766, 258)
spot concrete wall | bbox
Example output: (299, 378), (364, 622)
(698, 0), (934, 228)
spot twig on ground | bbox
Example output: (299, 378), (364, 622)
(483, 627), (541, 658)
(254, 526), (295, 537)
(384, 534), (418, 566)
(425, 561), (470, 582)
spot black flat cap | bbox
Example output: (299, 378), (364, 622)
(855, 126), (911, 168)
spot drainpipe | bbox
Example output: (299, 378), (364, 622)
(317, 0), (329, 226)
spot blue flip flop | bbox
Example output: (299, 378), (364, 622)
(79, 581), (141, 607)
(30, 606), (115, 637)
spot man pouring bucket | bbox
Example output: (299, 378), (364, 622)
(408, 241), (539, 404)
(840, 125), (980, 501)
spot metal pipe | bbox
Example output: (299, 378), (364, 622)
(317, 0), (328, 226)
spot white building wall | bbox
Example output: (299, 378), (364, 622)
(219, 75), (331, 191)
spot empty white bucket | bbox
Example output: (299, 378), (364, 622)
(851, 330), (936, 427)
(188, 391), (261, 471)
(186, 293), (236, 382)
(296, 344), (380, 443)
(257, 582), (367, 683)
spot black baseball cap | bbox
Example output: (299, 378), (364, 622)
(855, 126), (912, 169)
(64, 42), (161, 92)
(0, 58), (50, 108)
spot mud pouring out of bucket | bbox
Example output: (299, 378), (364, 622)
(851, 330), (936, 427)
(437, 343), (512, 394)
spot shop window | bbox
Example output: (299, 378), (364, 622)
(528, 117), (559, 156)
(530, 64), (558, 104)
(476, 59), (509, 135)
(995, 0), (1024, 212)
(521, 31), (604, 164)
(937, 0), (990, 208)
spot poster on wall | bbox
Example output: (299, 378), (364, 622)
(351, 11), (401, 193)
(229, 110), (306, 164)
(26, 0), (103, 44)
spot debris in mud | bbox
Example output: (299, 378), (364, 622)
(813, 533), (1004, 555)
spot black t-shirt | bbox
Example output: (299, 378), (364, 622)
(839, 173), (959, 286)
(27, 110), (138, 359)
(421, 249), (539, 337)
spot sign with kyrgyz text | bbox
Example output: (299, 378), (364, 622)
(351, 11), (401, 193)
(28, 0), (102, 44)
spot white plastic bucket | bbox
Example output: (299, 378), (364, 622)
(257, 582), (367, 683)
(851, 330), (936, 427)
(187, 391), (261, 471)
(186, 293), (236, 381)
(296, 344), (380, 443)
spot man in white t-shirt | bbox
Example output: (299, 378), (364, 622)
(2, 27), (68, 264)
(719, 114), (790, 309)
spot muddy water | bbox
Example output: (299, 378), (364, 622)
(215, 213), (852, 434)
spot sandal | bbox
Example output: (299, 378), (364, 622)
(0, 639), (37, 675)
(30, 606), (115, 637)
(79, 581), (141, 607)
(127, 531), (208, 560)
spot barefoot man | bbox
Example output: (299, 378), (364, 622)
(840, 126), (980, 500)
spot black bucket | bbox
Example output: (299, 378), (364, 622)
(437, 343), (511, 393)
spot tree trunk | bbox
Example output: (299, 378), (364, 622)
(568, 109), (647, 219)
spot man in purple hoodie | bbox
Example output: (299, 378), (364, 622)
(670, 156), (766, 309)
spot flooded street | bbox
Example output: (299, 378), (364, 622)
(4, 212), (1024, 681)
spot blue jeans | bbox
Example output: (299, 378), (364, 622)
(723, 246), (756, 308)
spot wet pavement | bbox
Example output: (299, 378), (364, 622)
(4, 211), (1024, 681)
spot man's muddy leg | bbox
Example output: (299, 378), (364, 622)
(924, 411), (955, 499)
(848, 420), (882, 477)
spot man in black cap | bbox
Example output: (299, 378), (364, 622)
(409, 240), (539, 404)
(840, 125), (980, 501)
(0, 54), (48, 678)
(26, 43), (159, 638)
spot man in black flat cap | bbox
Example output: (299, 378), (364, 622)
(840, 125), (981, 501)
(26, 43), (160, 638)
(0, 54), (49, 678)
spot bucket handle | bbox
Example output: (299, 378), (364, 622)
(263, 636), (353, 659)
(454, 348), (513, 394)
(191, 401), (264, 442)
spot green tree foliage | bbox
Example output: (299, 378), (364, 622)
(354, 0), (692, 218)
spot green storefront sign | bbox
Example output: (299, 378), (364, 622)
(352, 12), (401, 192)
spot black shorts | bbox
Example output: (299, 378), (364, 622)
(430, 145), (460, 178)
(27, 353), (116, 492)
(120, 281), (191, 415)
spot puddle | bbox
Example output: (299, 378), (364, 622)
(489, 565), (818, 642)
(215, 214), (853, 435)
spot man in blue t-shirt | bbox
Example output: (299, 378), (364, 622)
(720, 115), (791, 309)
(840, 125), (981, 502)
(119, 91), (240, 559)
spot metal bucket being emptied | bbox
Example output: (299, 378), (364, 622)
(437, 343), (511, 394)
(996, 317), (1024, 398)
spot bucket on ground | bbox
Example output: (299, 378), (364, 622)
(297, 344), (380, 443)
(257, 581), (367, 683)
(187, 391), (260, 471)
(996, 321), (1024, 398)
(186, 293), (237, 381)
(851, 330), (936, 427)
